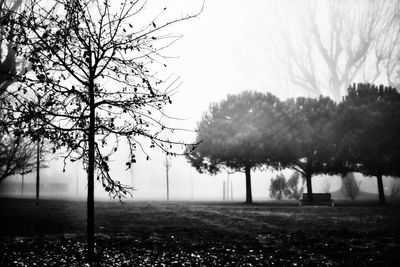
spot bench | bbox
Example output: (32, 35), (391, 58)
(299, 193), (334, 207)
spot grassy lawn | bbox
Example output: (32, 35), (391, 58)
(1, 198), (399, 266)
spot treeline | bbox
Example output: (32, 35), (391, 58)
(187, 83), (400, 205)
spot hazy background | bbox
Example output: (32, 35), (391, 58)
(1, 0), (386, 201)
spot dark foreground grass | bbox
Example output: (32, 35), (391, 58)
(0, 198), (399, 266)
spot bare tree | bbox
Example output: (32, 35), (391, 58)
(4, 0), (201, 261)
(266, 0), (400, 101)
(0, 135), (36, 181)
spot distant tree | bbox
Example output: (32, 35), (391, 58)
(388, 178), (400, 199)
(269, 173), (288, 200)
(267, 0), (400, 101)
(335, 83), (400, 205)
(0, 135), (36, 182)
(341, 172), (361, 201)
(286, 171), (304, 200)
(187, 91), (284, 204)
(4, 0), (200, 260)
(279, 96), (337, 202)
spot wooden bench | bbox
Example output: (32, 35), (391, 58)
(299, 193), (334, 207)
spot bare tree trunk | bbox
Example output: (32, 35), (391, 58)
(376, 173), (386, 205)
(245, 164), (252, 204)
(35, 140), (39, 206)
(87, 77), (95, 261)
(305, 173), (313, 202)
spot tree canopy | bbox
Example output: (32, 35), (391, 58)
(334, 83), (400, 204)
(278, 96), (337, 201)
(3, 0), (200, 260)
(189, 83), (400, 204)
(187, 91), (284, 203)
(0, 0), (35, 182)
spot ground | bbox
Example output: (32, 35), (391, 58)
(0, 198), (399, 266)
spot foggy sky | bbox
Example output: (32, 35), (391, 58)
(1, 0), (387, 201)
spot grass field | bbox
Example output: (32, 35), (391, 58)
(1, 198), (400, 266)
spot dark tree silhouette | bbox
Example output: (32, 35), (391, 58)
(335, 83), (400, 205)
(3, 0), (201, 260)
(280, 96), (337, 202)
(0, 135), (36, 181)
(0, 0), (35, 182)
(269, 173), (288, 200)
(286, 171), (304, 200)
(187, 91), (284, 204)
(340, 172), (360, 201)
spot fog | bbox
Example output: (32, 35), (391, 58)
(0, 0), (394, 201)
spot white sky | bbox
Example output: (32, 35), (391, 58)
(3, 0), (385, 201)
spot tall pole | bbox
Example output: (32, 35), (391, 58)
(223, 181), (226, 201)
(190, 168), (194, 201)
(35, 140), (40, 206)
(21, 172), (24, 197)
(165, 154), (171, 201)
(231, 180), (233, 201)
(227, 172), (230, 201)
(76, 163), (79, 197)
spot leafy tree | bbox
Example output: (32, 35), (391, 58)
(269, 172), (304, 201)
(269, 173), (288, 200)
(4, 0), (200, 260)
(187, 91), (284, 204)
(279, 96), (337, 202)
(335, 83), (400, 205)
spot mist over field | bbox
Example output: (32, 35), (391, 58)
(1, 0), (400, 265)
(2, 0), (398, 202)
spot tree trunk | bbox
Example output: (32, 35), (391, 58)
(87, 78), (95, 261)
(376, 173), (386, 205)
(35, 140), (40, 206)
(245, 164), (252, 204)
(305, 173), (313, 202)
